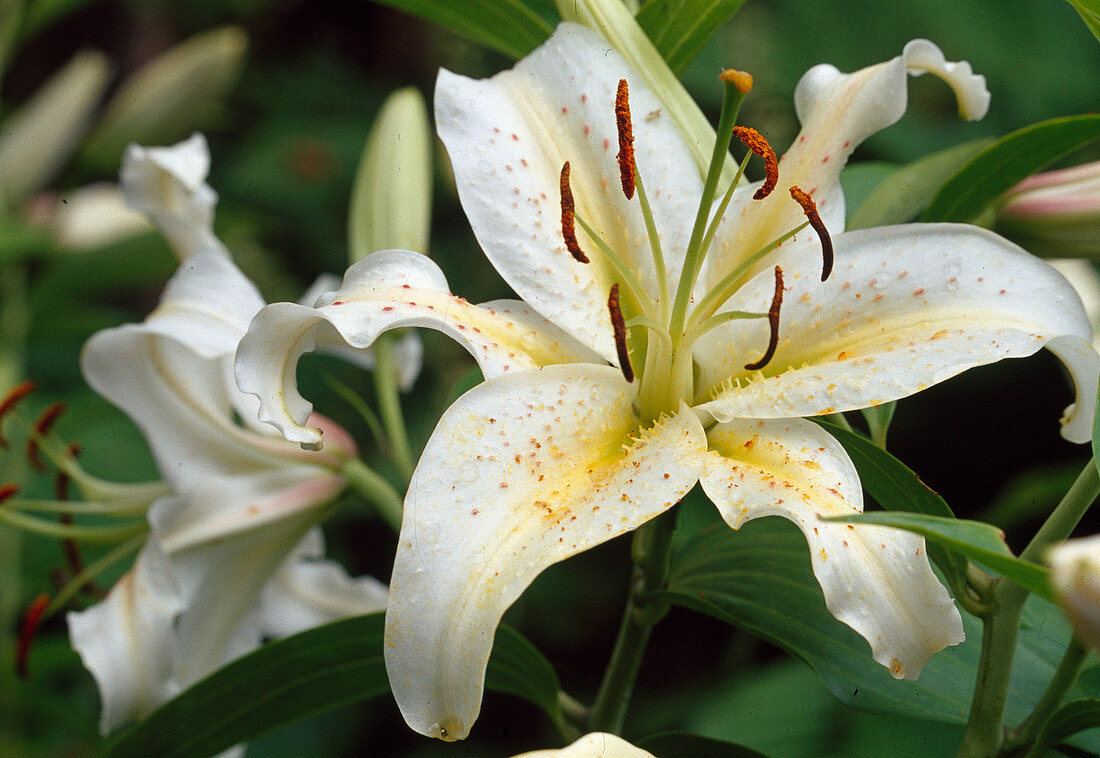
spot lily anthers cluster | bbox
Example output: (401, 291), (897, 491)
(234, 24), (1099, 741)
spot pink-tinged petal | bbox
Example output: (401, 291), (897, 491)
(700, 418), (964, 679)
(695, 224), (1099, 443)
(236, 250), (602, 448)
(436, 23), (702, 360)
(67, 539), (184, 732)
(120, 133), (229, 260)
(512, 733), (656, 758)
(706, 40), (989, 287)
(384, 364), (707, 740)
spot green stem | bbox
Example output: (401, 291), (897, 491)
(371, 334), (415, 483)
(341, 458), (404, 532)
(956, 459), (1100, 758)
(1005, 636), (1087, 756)
(588, 510), (675, 734)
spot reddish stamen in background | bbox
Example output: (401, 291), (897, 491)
(789, 186), (833, 281)
(27, 403), (66, 472)
(0, 484), (18, 504)
(0, 381), (36, 448)
(560, 162), (590, 264)
(732, 127), (778, 200)
(615, 79), (636, 200)
(608, 284), (634, 383)
(745, 266), (784, 371)
(16, 594), (50, 679)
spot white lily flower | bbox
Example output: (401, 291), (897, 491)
(67, 136), (399, 734)
(512, 733), (654, 757)
(235, 24), (1099, 740)
(1048, 533), (1100, 650)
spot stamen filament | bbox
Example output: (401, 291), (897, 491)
(3, 497), (153, 516)
(693, 150), (754, 282)
(615, 79), (636, 200)
(670, 71), (751, 340)
(608, 284), (634, 383)
(789, 185), (834, 280)
(0, 380), (36, 447)
(27, 402), (66, 471)
(560, 162), (590, 263)
(686, 220), (809, 332)
(16, 594), (49, 679)
(682, 309), (767, 347)
(0, 508), (147, 542)
(574, 211), (654, 321)
(42, 533), (145, 618)
(624, 315), (672, 346)
(631, 168), (669, 321)
(744, 266), (784, 371)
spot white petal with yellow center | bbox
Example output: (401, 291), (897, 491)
(385, 364), (707, 740)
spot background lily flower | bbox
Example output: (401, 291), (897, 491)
(67, 136), (397, 735)
(1048, 533), (1100, 650)
(512, 732), (655, 757)
(235, 24), (1099, 740)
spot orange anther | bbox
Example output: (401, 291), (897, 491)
(732, 127), (778, 200)
(789, 186), (833, 281)
(745, 266), (784, 371)
(615, 79), (636, 200)
(16, 593), (50, 679)
(608, 283), (634, 383)
(0, 381), (36, 448)
(560, 162), (589, 264)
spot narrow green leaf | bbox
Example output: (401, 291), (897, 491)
(1032, 699), (1100, 755)
(847, 138), (993, 229)
(372, 0), (553, 60)
(102, 613), (561, 758)
(815, 420), (966, 590)
(1066, 0), (1100, 43)
(922, 115), (1100, 223)
(1092, 380), (1100, 479)
(635, 0), (748, 74)
(827, 511), (1054, 602)
(636, 731), (772, 757)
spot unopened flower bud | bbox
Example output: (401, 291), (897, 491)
(997, 161), (1100, 258)
(1048, 534), (1100, 649)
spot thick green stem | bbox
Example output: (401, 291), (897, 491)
(371, 334), (415, 483)
(956, 459), (1100, 758)
(588, 510), (676, 734)
(341, 458), (404, 532)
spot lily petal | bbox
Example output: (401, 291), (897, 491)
(67, 539), (184, 732)
(120, 133), (228, 260)
(436, 22), (702, 359)
(512, 732), (656, 757)
(695, 224), (1099, 443)
(700, 417), (964, 679)
(707, 39), (989, 286)
(236, 250), (602, 448)
(385, 364), (706, 740)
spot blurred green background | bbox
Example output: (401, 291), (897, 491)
(1, 0), (1098, 755)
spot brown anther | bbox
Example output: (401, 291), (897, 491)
(719, 69), (754, 94)
(560, 162), (589, 264)
(745, 266), (784, 371)
(16, 593), (50, 679)
(615, 79), (636, 200)
(789, 186), (834, 281)
(0, 483), (18, 505)
(608, 283), (634, 383)
(731, 127), (778, 200)
(0, 380), (36, 448)
(26, 403), (65, 472)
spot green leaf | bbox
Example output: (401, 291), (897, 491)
(847, 138), (993, 229)
(635, 0), (748, 74)
(826, 511), (1055, 602)
(815, 421), (967, 591)
(636, 731), (772, 757)
(1032, 699), (1100, 755)
(922, 115), (1100, 223)
(656, 516), (1100, 752)
(371, 0), (553, 60)
(1066, 0), (1100, 43)
(102, 613), (562, 758)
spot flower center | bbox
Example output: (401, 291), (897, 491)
(558, 72), (832, 423)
